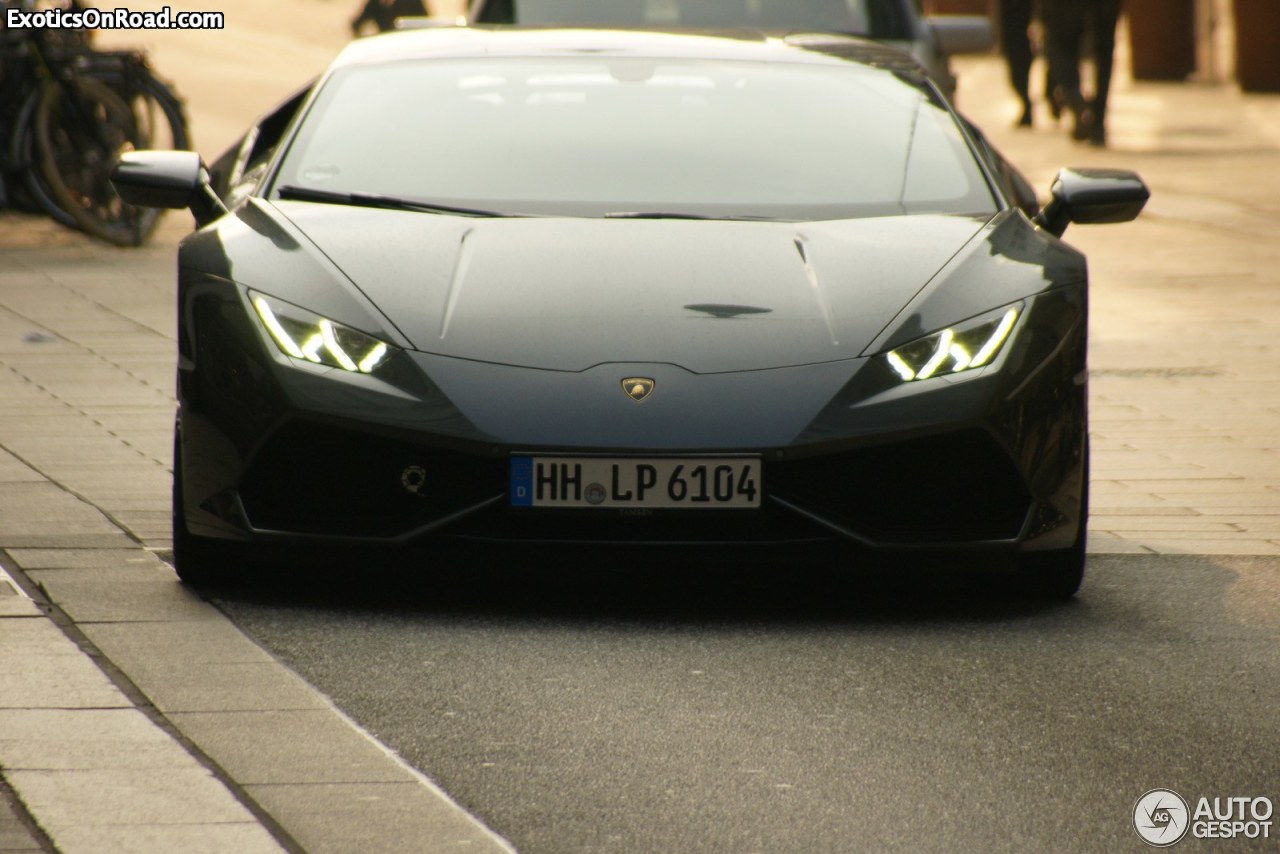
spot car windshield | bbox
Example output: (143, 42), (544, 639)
(272, 54), (996, 221)
(474, 0), (914, 41)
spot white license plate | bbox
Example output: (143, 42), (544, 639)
(511, 456), (761, 508)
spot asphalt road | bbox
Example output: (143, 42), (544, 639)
(204, 552), (1279, 852)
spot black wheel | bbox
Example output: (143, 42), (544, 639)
(34, 76), (159, 246)
(171, 432), (237, 585)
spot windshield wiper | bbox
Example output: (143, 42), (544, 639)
(603, 211), (779, 221)
(275, 185), (515, 218)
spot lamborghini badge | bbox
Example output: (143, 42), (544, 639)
(622, 377), (655, 402)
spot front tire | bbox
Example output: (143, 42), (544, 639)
(171, 433), (237, 585)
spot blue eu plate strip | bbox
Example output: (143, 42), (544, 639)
(510, 456), (533, 506)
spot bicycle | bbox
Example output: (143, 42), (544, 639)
(36, 47), (189, 245)
(1, 3), (189, 245)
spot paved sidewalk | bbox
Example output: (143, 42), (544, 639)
(1, 48), (1279, 853)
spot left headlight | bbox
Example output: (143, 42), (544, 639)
(250, 291), (398, 374)
(880, 303), (1021, 383)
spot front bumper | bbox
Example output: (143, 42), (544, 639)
(176, 280), (1086, 554)
(220, 419), (1034, 549)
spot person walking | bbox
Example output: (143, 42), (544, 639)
(999, 0), (1036, 127)
(1042, 0), (1123, 146)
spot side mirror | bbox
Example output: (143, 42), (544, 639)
(928, 16), (995, 55)
(111, 150), (228, 228)
(1033, 168), (1150, 237)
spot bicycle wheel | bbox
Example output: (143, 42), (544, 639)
(9, 87), (82, 227)
(122, 76), (189, 152)
(34, 75), (160, 246)
(82, 55), (190, 152)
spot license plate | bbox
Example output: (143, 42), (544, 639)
(511, 456), (761, 508)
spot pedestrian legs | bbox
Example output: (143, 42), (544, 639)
(1043, 0), (1121, 146)
(1088, 0), (1122, 146)
(999, 0), (1035, 126)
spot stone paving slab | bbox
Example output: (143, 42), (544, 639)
(4, 548), (170, 570)
(1, 708), (219, 771)
(103, 660), (331, 716)
(0, 618), (127, 711)
(49, 823), (282, 854)
(25, 569), (219, 623)
(0, 534), (138, 550)
(1119, 539), (1280, 556)
(166, 710), (422, 786)
(1085, 533), (1152, 554)
(5, 768), (282, 854)
(81, 619), (283, 669)
(245, 781), (514, 854)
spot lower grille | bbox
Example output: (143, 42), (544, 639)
(769, 429), (1031, 544)
(239, 421), (503, 538)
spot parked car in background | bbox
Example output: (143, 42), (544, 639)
(463, 0), (993, 99)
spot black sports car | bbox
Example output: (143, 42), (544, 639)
(113, 27), (1147, 596)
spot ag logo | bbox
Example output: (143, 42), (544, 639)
(1134, 789), (1190, 847)
(621, 377), (655, 402)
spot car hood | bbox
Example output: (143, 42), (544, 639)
(274, 203), (989, 374)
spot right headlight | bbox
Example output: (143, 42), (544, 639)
(879, 303), (1022, 383)
(249, 290), (398, 374)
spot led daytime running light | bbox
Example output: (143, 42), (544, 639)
(251, 293), (394, 374)
(915, 328), (954, 380)
(885, 306), (1019, 382)
(320, 320), (359, 372)
(359, 343), (389, 373)
(969, 308), (1018, 367)
(886, 351), (915, 382)
(253, 296), (304, 359)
